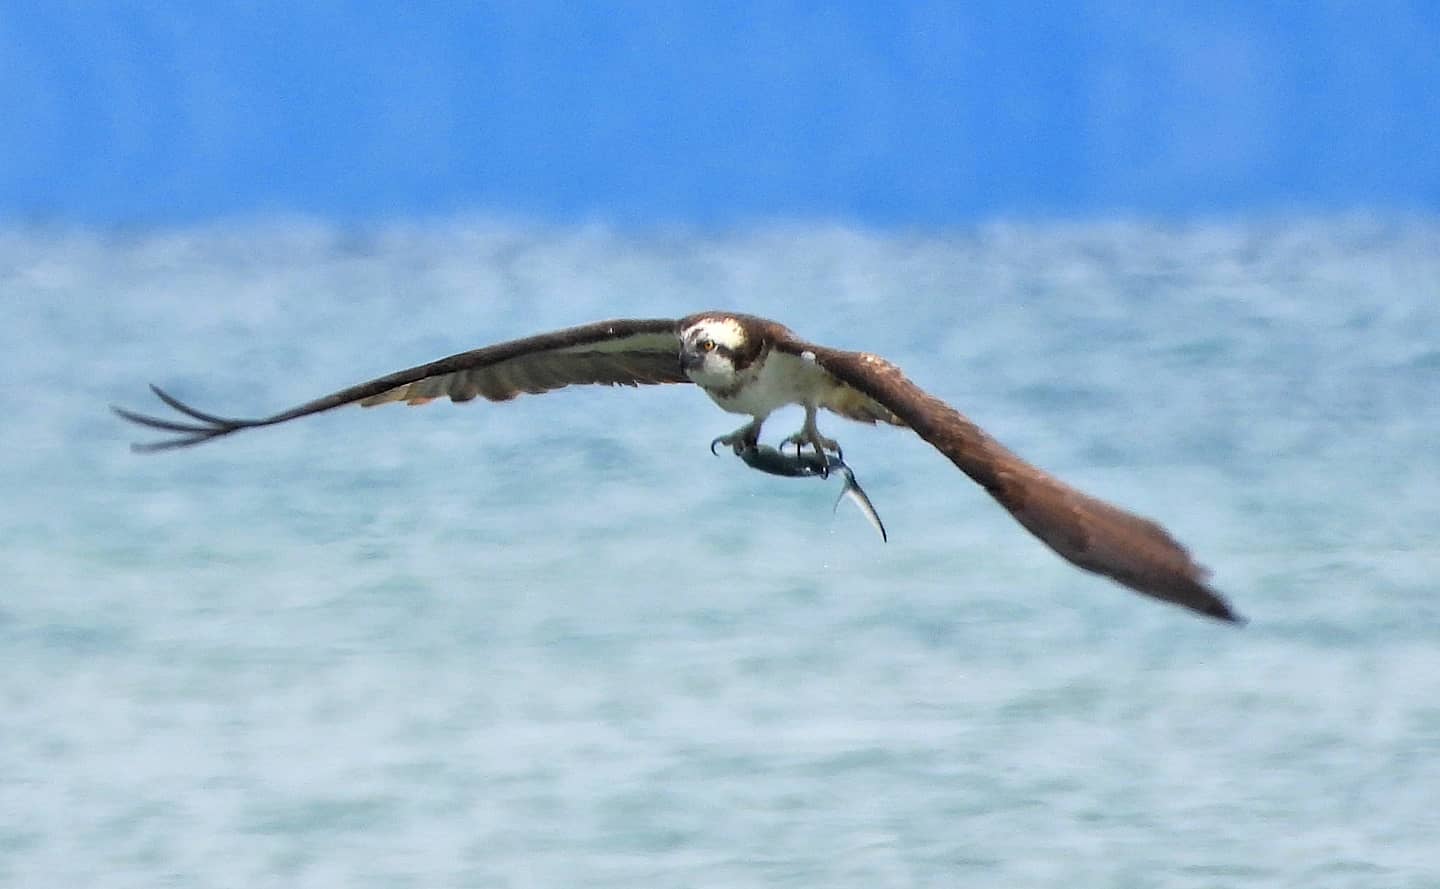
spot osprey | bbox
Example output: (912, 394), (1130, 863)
(114, 311), (1243, 624)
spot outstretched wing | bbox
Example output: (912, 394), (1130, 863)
(779, 339), (1242, 623)
(114, 318), (686, 452)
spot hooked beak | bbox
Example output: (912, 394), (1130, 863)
(679, 349), (701, 372)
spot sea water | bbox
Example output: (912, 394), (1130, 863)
(2, 217), (1438, 887)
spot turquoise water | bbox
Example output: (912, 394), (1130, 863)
(4, 218), (1439, 887)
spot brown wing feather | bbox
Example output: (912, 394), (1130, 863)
(782, 341), (1241, 623)
(360, 340), (682, 406)
(821, 381), (905, 426)
(114, 318), (686, 451)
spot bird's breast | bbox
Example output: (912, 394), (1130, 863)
(700, 350), (831, 418)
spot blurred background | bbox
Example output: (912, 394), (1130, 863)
(4, 4), (1439, 888)
(3, 2), (1437, 226)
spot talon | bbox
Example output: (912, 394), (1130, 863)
(711, 421), (761, 457)
(779, 424), (842, 468)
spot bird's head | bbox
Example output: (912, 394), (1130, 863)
(679, 316), (754, 386)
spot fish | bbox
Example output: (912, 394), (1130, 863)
(732, 444), (888, 542)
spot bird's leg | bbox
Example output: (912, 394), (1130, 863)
(710, 419), (762, 456)
(779, 405), (843, 465)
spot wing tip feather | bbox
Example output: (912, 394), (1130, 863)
(1202, 596), (1246, 625)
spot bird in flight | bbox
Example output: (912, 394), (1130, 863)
(114, 311), (1243, 624)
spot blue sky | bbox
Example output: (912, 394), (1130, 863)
(2, 2), (1437, 226)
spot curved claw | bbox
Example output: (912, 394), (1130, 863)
(710, 434), (748, 456)
(710, 422), (760, 457)
(779, 432), (842, 464)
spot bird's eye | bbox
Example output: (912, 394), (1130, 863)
(700, 340), (716, 353)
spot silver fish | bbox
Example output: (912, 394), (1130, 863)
(733, 444), (888, 542)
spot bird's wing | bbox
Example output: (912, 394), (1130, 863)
(777, 338), (1242, 623)
(114, 318), (686, 451)
(818, 380), (907, 426)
